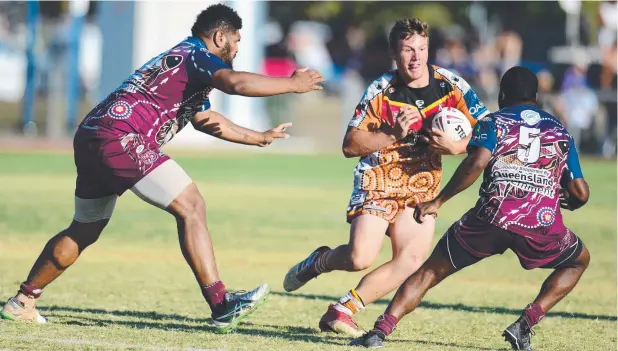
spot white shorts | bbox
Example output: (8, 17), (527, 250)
(73, 159), (193, 223)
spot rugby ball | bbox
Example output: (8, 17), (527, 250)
(431, 107), (472, 141)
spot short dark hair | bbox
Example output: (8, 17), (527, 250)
(500, 66), (538, 103)
(388, 17), (429, 51)
(191, 4), (242, 38)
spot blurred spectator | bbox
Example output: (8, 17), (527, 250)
(561, 50), (590, 92)
(598, 1), (617, 51)
(600, 43), (617, 89)
(560, 86), (600, 151)
(344, 26), (366, 72)
(537, 69), (566, 125)
(357, 31), (391, 86)
(263, 55), (297, 78)
(469, 40), (500, 111)
(0, 13), (9, 42)
(79, 20), (102, 100)
(262, 21), (297, 78)
(339, 26), (367, 134)
(475, 66), (500, 112)
(598, 1), (617, 89)
(558, 52), (601, 151)
(495, 29), (522, 75)
(601, 110), (617, 159)
(435, 25), (476, 82)
(597, 1), (617, 158)
(287, 21), (335, 84)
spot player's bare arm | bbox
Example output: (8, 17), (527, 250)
(559, 133), (589, 211)
(560, 177), (590, 211)
(342, 106), (420, 158)
(414, 146), (491, 223)
(193, 109), (291, 147)
(212, 67), (324, 97)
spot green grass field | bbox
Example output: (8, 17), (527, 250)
(0, 151), (615, 351)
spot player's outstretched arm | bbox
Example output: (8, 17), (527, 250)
(414, 146), (491, 223)
(192, 110), (291, 147)
(436, 146), (491, 204)
(342, 106), (420, 158)
(211, 67), (324, 97)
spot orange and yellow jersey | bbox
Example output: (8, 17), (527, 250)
(346, 65), (489, 223)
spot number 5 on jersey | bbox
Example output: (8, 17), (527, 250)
(517, 126), (541, 163)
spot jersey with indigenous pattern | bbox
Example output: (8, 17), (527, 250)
(78, 36), (229, 147)
(346, 65), (489, 222)
(467, 105), (584, 237)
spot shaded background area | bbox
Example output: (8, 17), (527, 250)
(0, 1), (615, 157)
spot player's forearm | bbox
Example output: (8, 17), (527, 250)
(216, 121), (265, 146)
(436, 155), (484, 205)
(218, 71), (297, 97)
(566, 178), (590, 209)
(342, 130), (397, 158)
(193, 111), (264, 146)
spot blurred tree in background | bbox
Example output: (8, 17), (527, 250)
(271, 1), (463, 33)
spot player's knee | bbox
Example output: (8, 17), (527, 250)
(49, 225), (103, 269)
(51, 242), (78, 269)
(67, 219), (107, 248)
(348, 249), (374, 271)
(174, 201), (205, 225)
(394, 251), (425, 272)
(168, 185), (206, 223)
(350, 258), (372, 271)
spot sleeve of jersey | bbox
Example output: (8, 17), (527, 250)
(566, 136), (584, 179)
(467, 118), (497, 154)
(461, 86), (489, 120)
(348, 91), (383, 132)
(436, 67), (489, 125)
(453, 83), (489, 127)
(189, 48), (230, 111)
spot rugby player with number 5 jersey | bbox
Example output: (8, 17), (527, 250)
(354, 66), (590, 351)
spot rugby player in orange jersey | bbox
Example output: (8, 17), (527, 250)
(283, 17), (490, 336)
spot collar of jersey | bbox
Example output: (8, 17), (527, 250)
(185, 36), (207, 49)
(502, 104), (540, 112)
(391, 64), (434, 91)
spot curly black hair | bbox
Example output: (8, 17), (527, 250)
(191, 4), (242, 38)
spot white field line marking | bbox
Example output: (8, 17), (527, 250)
(2, 335), (226, 351)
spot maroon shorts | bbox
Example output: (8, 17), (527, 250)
(437, 211), (584, 270)
(73, 130), (169, 199)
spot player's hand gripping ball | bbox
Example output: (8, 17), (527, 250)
(393, 106), (423, 140)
